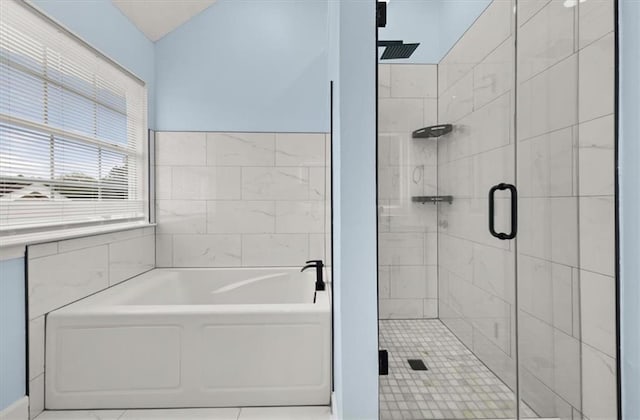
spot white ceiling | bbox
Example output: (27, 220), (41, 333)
(112, 0), (217, 42)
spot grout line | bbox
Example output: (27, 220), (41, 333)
(438, 0), (498, 70)
(519, 29), (615, 87)
(514, 112), (615, 147)
(106, 240), (111, 287)
(518, 0), (553, 29)
(440, 87), (511, 132)
(519, 306), (578, 339)
(577, 28), (615, 52)
(574, 6), (587, 403)
(379, 318), (530, 418)
(517, 47), (578, 88)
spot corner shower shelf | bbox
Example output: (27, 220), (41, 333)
(412, 124), (453, 139)
(412, 195), (453, 205)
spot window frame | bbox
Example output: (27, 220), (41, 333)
(0, 0), (150, 242)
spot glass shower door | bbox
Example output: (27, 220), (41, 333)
(437, 0), (519, 418)
(516, 0), (618, 418)
(379, 0), (618, 418)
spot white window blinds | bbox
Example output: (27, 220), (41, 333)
(0, 0), (148, 235)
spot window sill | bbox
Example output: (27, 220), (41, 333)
(0, 221), (155, 260)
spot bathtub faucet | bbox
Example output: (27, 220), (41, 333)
(301, 260), (325, 291)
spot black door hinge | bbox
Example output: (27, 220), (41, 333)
(379, 349), (389, 375)
(377, 2), (387, 28)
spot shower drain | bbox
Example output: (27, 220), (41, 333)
(407, 359), (428, 371)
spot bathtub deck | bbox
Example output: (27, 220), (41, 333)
(35, 406), (331, 420)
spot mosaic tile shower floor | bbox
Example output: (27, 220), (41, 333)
(379, 319), (538, 420)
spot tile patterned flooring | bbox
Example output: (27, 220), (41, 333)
(35, 406), (331, 420)
(379, 319), (538, 420)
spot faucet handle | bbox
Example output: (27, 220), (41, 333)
(305, 259), (323, 266)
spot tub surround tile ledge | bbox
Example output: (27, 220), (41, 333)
(26, 227), (156, 419)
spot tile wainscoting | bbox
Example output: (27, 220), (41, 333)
(154, 132), (331, 269)
(26, 227), (155, 419)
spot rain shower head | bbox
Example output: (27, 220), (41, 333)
(378, 40), (420, 60)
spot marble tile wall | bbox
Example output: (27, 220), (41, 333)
(517, 1), (617, 418)
(154, 132), (331, 268)
(378, 64), (439, 319)
(436, 0), (517, 391)
(25, 227), (155, 419)
(437, 1), (617, 419)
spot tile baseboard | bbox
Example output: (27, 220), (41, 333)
(0, 397), (29, 420)
(330, 392), (338, 420)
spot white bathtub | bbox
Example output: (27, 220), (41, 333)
(45, 267), (331, 410)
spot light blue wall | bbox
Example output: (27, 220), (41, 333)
(30, 0), (157, 128)
(378, 0), (491, 64)
(26, 0), (492, 130)
(155, 0), (329, 133)
(0, 258), (26, 411)
(619, 1), (640, 418)
(330, 1), (379, 418)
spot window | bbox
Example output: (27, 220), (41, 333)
(0, 0), (148, 236)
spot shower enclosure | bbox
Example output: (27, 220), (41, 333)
(378, 1), (617, 419)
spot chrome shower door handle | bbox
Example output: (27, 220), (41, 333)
(488, 183), (517, 240)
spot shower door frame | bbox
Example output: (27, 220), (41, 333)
(374, 0), (623, 418)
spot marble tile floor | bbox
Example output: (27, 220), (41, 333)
(379, 319), (539, 420)
(35, 406), (331, 420)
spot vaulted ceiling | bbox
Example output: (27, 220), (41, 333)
(112, 0), (217, 42)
